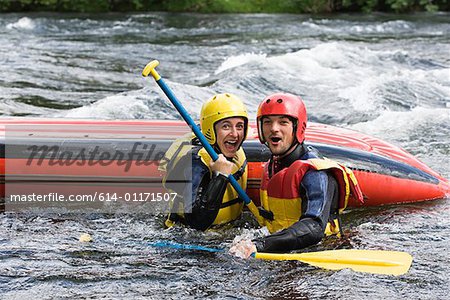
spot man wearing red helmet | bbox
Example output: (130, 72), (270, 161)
(230, 93), (362, 256)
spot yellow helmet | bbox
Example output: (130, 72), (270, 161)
(200, 93), (249, 145)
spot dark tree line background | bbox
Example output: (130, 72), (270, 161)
(0, 0), (448, 13)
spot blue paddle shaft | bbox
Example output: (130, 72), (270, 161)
(155, 78), (251, 205)
(149, 241), (224, 253)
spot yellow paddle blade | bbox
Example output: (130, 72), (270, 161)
(254, 249), (412, 276)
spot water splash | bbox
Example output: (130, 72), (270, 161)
(215, 53), (267, 75)
(6, 17), (35, 30)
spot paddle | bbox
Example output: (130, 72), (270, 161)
(252, 250), (412, 276)
(142, 60), (265, 225)
(149, 241), (413, 276)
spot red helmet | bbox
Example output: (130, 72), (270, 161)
(256, 93), (307, 144)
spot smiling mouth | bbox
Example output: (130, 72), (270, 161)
(270, 137), (281, 143)
(224, 140), (238, 148)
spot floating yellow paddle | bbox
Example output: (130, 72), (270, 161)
(253, 249), (413, 276)
(150, 241), (412, 276)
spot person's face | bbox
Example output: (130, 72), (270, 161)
(261, 115), (295, 155)
(214, 117), (246, 158)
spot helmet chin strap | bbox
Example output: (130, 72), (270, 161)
(213, 144), (222, 155)
(213, 144), (235, 161)
(280, 141), (299, 158)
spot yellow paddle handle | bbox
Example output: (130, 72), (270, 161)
(142, 60), (161, 80)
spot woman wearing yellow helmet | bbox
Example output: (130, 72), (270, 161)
(163, 93), (249, 230)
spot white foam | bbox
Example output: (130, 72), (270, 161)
(270, 43), (356, 79)
(263, 43), (449, 114)
(215, 52), (267, 75)
(59, 94), (153, 119)
(267, 43), (380, 106)
(59, 81), (215, 120)
(338, 80), (380, 111)
(0, 99), (56, 116)
(349, 107), (450, 138)
(6, 17), (35, 30)
(350, 20), (412, 34)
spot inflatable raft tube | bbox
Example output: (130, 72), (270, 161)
(0, 118), (448, 207)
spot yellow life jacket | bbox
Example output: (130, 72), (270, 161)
(160, 133), (247, 228)
(260, 157), (362, 235)
(158, 132), (195, 176)
(198, 147), (247, 226)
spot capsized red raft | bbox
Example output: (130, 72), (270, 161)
(0, 118), (448, 207)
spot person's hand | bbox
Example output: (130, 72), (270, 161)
(210, 154), (234, 176)
(229, 239), (257, 259)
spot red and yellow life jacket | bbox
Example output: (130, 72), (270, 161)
(260, 157), (363, 234)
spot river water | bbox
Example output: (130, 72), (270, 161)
(1, 12), (449, 299)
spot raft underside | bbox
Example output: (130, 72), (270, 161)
(0, 119), (448, 207)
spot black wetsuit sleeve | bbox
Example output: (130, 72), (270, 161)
(255, 170), (338, 252)
(182, 155), (229, 231)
